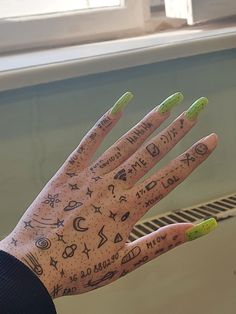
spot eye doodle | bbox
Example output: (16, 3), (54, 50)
(73, 217), (89, 232)
(121, 212), (130, 222)
(114, 169), (127, 181)
(195, 143), (208, 155)
(146, 143), (160, 157)
(62, 244), (77, 259)
(23, 253), (43, 276)
(64, 200), (83, 211)
(35, 237), (51, 250)
(42, 194), (61, 208)
(85, 271), (118, 288)
(97, 225), (108, 248)
(82, 242), (91, 260)
(114, 233), (123, 243)
(121, 246), (141, 264)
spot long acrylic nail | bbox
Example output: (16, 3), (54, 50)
(185, 218), (217, 241)
(110, 91), (134, 115)
(185, 97), (208, 120)
(156, 92), (184, 114)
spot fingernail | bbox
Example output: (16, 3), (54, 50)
(185, 218), (217, 241)
(110, 91), (134, 115)
(202, 133), (218, 150)
(156, 92), (184, 114)
(185, 97), (208, 120)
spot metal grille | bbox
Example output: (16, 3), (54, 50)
(128, 192), (236, 242)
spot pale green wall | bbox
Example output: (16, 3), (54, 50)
(0, 49), (236, 236)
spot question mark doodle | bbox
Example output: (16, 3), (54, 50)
(108, 184), (116, 198)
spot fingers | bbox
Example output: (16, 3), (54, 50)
(119, 218), (217, 275)
(61, 92), (133, 173)
(111, 97), (208, 187)
(130, 133), (218, 221)
(89, 92), (184, 176)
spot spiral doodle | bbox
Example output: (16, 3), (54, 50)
(35, 237), (51, 250)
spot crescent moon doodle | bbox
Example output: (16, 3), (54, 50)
(73, 217), (89, 232)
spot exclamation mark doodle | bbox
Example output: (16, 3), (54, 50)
(180, 119), (184, 129)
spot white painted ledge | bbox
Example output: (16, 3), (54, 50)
(0, 23), (236, 92)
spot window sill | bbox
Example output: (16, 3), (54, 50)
(0, 21), (236, 92)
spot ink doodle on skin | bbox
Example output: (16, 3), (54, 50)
(64, 201), (83, 211)
(114, 233), (123, 243)
(86, 187), (93, 198)
(114, 169), (127, 181)
(121, 246), (141, 264)
(42, 194), (61, 208)
(109, 211), (117, 221)
(121, 212), (130, 222)
(195, 143), (208, 155)
(126, 122), (153, 145)
(180, 153), (195, 166)
(146, 143), (160, 157)
(23, 253), (43, 276)
(97, 226), (108, 248)
(82, 243), (91, 259)
(92, 204), (102, 214)
(56, 233), (67, 244)
(50, 256), (58, 270)
(73, 217), (89, 232)
(84, 271), (118, 288)
(35, 237), (51, 250)
(62, 244), (77, 259)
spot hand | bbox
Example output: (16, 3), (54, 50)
(0, 92), (218, 299)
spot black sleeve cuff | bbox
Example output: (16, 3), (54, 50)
(0, 250), (57, 314)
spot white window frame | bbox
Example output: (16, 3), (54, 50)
(0, 0), (150, 54)
(165, 0), (236, 25)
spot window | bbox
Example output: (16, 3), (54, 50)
(0, 0), (149, 54)
(0, 0), (235, 54)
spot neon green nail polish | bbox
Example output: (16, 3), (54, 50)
(185, 218), (217, 241)
(156, 92), (184, 114)
(185, 97), (208, 120)
(110, 92), (134, 115)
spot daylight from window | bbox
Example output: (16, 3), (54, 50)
(0, 0), (122, 19)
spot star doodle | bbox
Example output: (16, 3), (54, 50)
(11, 238), (17, 246)
(109, 211), (117, 221)
(23, 220), (33, 229)
(82, 243), (91, 260)
(69, 183), (79, 190)
(86, 187), (93, 198)
(60, 269), (65, 278)
(56, 233), (66, 244)
(66, 172), (77, 177)
(55, 218), (64, 228)
(92, 204), (102, 214)
(42, 194), (61, 208)
(50, 257), (58, 270)
(92, 176), (102, 182)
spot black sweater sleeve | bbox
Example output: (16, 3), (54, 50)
(0, 250), (57, 314)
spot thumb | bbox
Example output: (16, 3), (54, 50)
(119, 218), (217, 273)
